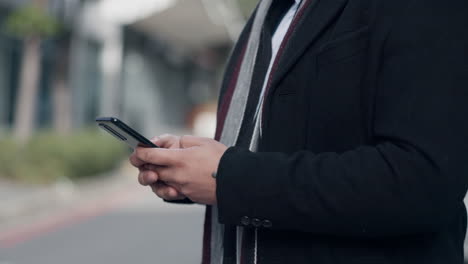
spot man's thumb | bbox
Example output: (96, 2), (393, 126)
(180, 135), (208, 148)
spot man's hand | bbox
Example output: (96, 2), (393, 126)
(130, 135), (185, 201)
(132, 136), (228, 205)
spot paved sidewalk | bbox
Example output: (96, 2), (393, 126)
(0, 163), (140, 234)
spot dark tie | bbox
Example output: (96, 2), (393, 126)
(235, 0), (296, 149)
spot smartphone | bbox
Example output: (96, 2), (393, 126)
(96, 117), (159, 149)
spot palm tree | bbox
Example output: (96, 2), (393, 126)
(4, 1), (59, 143)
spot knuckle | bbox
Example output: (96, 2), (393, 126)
(160, 133), (171, 138)
(129, 155), (138, 166)
(175, 174), (188, 186)
(143, 150), (152, 163)
(142, 171), (151, 183)
(141, 172), (150, 185)
(179, 135), (191, 148)
(136, 148), (146, 160)
(178, 181), (190, 194)
(164, 188), (174, 200)
(167, 188), (178, 199)
(135, 148), (142, 160)
(161, 134), (178, 142)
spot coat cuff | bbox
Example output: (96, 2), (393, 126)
(216, 147), (278, 229)
(164, 198), (194, 204)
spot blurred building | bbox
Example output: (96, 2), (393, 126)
(0, 0), (246, 137)
(119, 0), (246, 136)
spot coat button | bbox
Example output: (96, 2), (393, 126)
(262, 220), (273, 228)
(241, 216), (251, 226)
(252, 218), (262, 227)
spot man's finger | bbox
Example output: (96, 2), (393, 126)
(135, 147), (179, 166)
(138, 173), (144, 186)
(153, 166), (183, 185)
(150, 136), (160, 143)
(146, 164), (165, 172)
(139, 170), (159, 186)
(155, 135), (180, 149)
(151, 182), (183, 200)
(154, 184), (172, 199)
(165, 187), (185, 200)
(179, 135), (210, 149)
(129, 152), (146, 168)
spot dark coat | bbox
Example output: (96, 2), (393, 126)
(214, 0), (468, 263)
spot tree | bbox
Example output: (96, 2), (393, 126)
(4, 1), (60, 143)
(51, 34), (72, 135)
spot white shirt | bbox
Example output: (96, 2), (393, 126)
(254, 0), (302, 134)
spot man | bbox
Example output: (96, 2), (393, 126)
(130, 0), (468, 263)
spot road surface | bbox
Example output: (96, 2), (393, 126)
(1, 183), (468, 264)
(0, 187), (205, 264)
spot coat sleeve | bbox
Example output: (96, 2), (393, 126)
(215, 0), (468, 237)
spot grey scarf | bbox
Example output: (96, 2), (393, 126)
(212, 0), (306, 263)
(212, 0), (274, 263)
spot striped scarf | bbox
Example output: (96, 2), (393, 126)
(203, 0), (310, 263)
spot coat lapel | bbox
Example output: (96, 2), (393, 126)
(269, 0), (349, 91)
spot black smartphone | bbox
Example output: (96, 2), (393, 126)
(96, 117), (159, 149)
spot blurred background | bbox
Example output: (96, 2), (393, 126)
(0, 0), (257, 263)
(1, 1), (468, 264)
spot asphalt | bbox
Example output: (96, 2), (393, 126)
(1, 165), (468, 263)
(0, 168), (205, 264)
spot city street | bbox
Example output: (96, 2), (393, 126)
(1, 177), (468, 264)
(0, 186), (205, 264)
